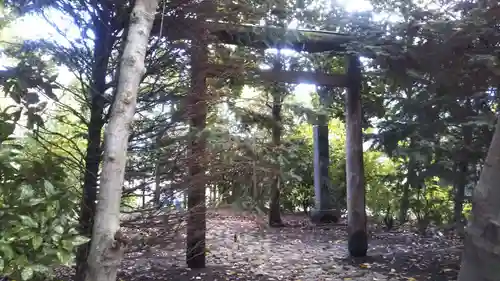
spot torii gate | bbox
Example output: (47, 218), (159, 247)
(152, 17), (368, 267)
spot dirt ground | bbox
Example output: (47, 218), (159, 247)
(60, 209), (463, 281)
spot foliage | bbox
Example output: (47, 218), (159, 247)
(364, 151), (399, 219)
(411, 177), (454, 231)
(0, 112), (86, 280)
(281, 118), (402, 216)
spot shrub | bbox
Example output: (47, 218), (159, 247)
(0, 130), (87, 280)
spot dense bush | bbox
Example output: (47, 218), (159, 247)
(0, 116), (87, 281)
(280, 118), (456, 232)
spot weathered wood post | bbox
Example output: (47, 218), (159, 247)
(186, 24), (209, 268)
(345, 54), (368, 257)
(311, 88), (338, 223)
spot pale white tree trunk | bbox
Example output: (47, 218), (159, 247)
(85, 1), (159, 281)
(458, 117), (500, 281)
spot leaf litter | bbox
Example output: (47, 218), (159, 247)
(55, 209), (462, 281)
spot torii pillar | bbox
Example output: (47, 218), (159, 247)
(310, 88), (339, 223)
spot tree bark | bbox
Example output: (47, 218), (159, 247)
(345, 55), (367, 257)
(268, 52), (284, 227)
(186, 24), (209, 269)
(457, 117), (500, 281)
(76, 89), (104, 281)
(399, 182), (410, 223)
(454, 125), (471, 226)
(400, 151), (416, 223)
(154, 159), (162, 206)
(75, 9), (112, 281)
(454, 99), (473, 226)
(84, 1), (159, 281)
(252, 160), (258, 200)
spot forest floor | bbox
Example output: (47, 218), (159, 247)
(61, 208), (463, 281)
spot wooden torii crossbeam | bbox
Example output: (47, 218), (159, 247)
(206, 63), (347, 87)
(151, 18), (360, 86)
(206, 23), (354, 53)
(152, 18), (355, 53)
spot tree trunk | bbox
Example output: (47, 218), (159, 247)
(76, 94), (104, 281)
(252, 160), (258, 199)
(400, 136), (418, 224)
(269, 176), (283, 226)
(345, 55), (367, 257)
(85, 2), (158, 281)
(400, 153), (416, 223)
(75, 11), (112, 281)
(454, 125), (471, 226)
(209, 185), (214, 205)
(153, 160), (162, 206)
(142, 183), (146, 207)
(399, 182), (410, 223)
(183, 191), (187, 208)
(454, 100), (472, 226)
(268, 52), (284, 227)
(457, 117), (500, 281)
(186, 25), (209, 269)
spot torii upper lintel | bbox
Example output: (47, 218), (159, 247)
(152, 17), (355, 53)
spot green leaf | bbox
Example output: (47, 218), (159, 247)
(53, 225), (64, 234)
(0, 244), (14, 259)
(27, 198), (45, 206)
(0, 258), (4, 271)
(19, 232), (35, 241)
(289, 172), (302, 181)
(14, 254), (28, 267)
(19, 215), (38, 228)
(43, 180), (56, 196)
(0, 121), (15, 139)
(21, 267), (34, 280)
(31, 264), (50, 273)
(30, 264), (50, 273)
(71, 235), (90, 246)
(9, 89), (21, 103)
(56, 250), (71, 264)
(51, 233), (61, 242)
(61, 240), (73, 251)
(32, 236), (43, 250)
(19, 184), (34, 200)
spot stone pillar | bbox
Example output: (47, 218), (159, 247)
(310, 89), (339, 224)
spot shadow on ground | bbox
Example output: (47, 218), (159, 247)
(336, 229), (462, 281)
(118, 265), (278, 281)
(341, 249), (461, 281)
